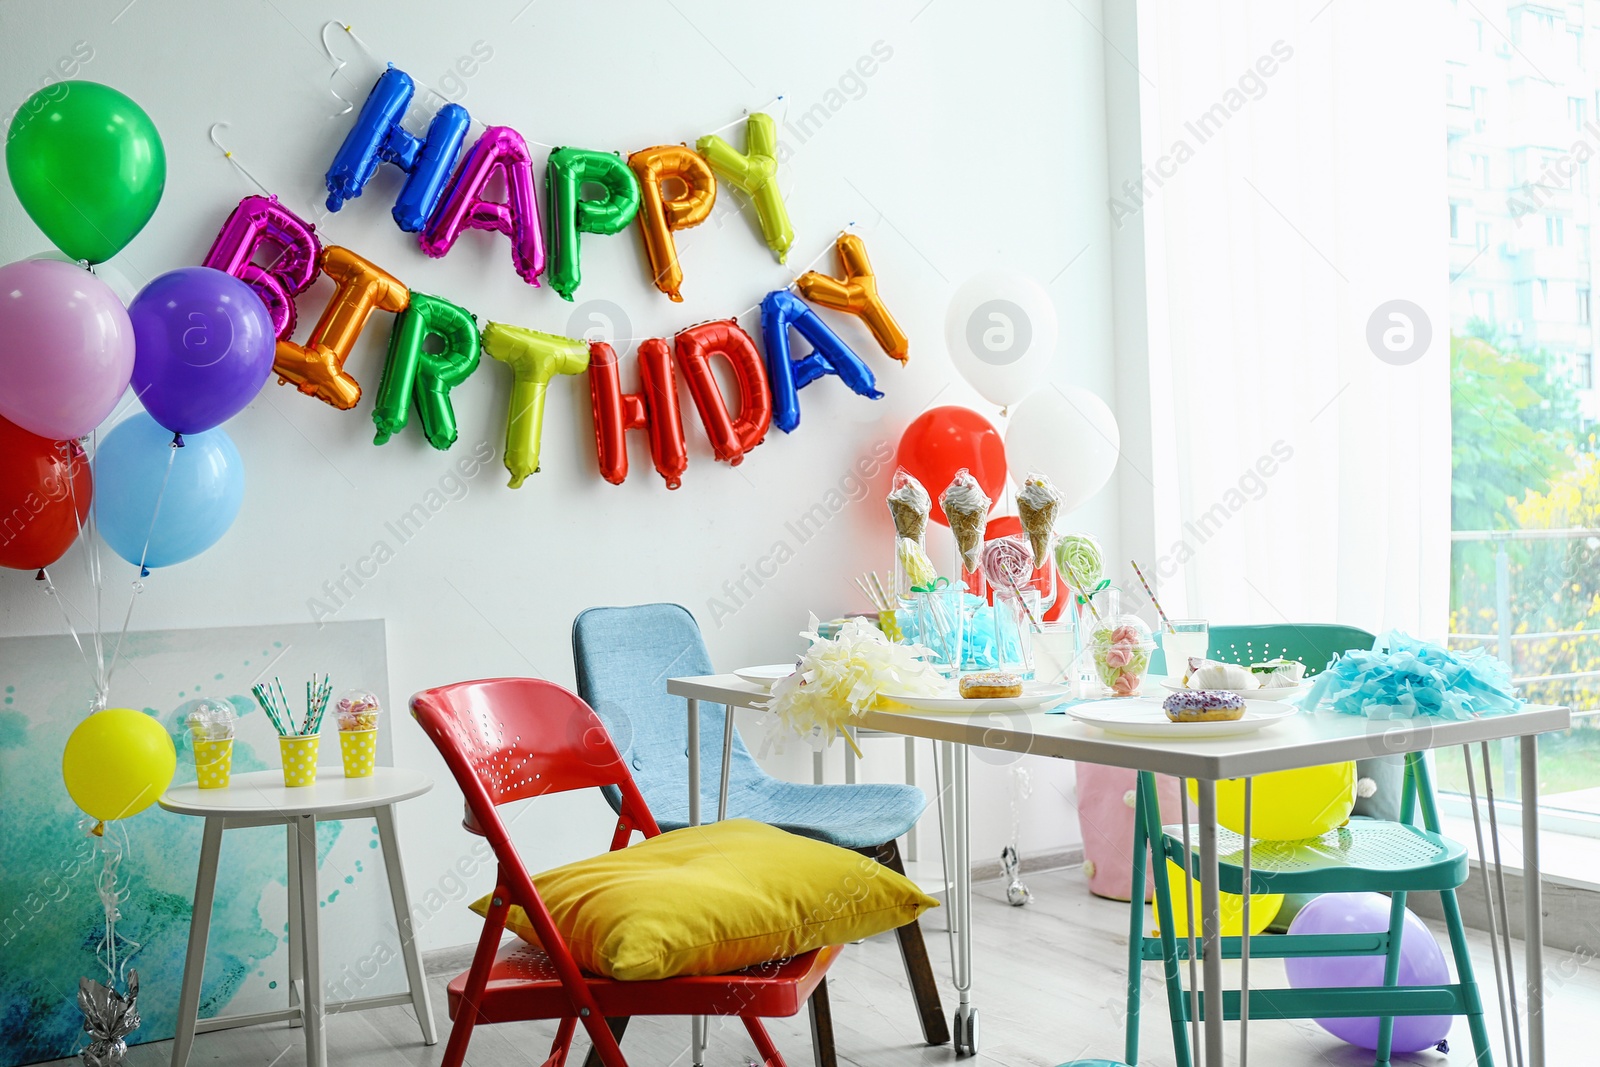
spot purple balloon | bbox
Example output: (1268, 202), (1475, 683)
(1284, 892), (1452, 1053)
(0, 258), (134, 440)
(129, 267), (276, 435)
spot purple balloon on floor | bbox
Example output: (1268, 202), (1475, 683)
(1284, 892), (1452, 1053)
(129, 266), (275, 435)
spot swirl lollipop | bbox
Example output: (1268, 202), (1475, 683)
(982, 535), (1034, 588)
(1055, 533), (1105, 591)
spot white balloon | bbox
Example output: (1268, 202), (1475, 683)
(944, 269), (1058, 409)
(1004, 386), (1120, 513)
(27, 250), (138, 306)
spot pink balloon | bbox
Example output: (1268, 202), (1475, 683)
(419, 125), (545, 286)
(201, 195), (322, 340)
(0, 259), (134, 439)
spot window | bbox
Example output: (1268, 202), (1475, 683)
(1581, 288), (1592, 325)
(1547, 215), (1566, 246)
(1477, 221), (1493, 250)
(1572, 95), (1588, 130)
(1573, 31), (1586, 66)
(1471, 86), (1488, 113)
(1474, 20), (1485, 51)
(1581, 223), (1593, 257)
(1472, 152), (1491, 186)
(1580, 352), (1595, 389)
(1450, 202), (1462, 240)
(1471, 288), (1497, 321)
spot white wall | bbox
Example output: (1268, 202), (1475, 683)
(0, 0), (1118, 952)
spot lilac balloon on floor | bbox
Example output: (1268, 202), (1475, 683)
(0, 258), (134, 439)
(129, 267), (275, 435)
(1284, 892), (1452, 1053)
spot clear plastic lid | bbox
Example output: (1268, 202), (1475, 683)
(180, 697), (237, 741)
(335, 688), (382, 731)
(1087, 613), (1156, 649)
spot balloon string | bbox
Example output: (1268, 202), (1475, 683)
(102, 444), (176, 694)
(700, 95), (786, 137)
(39, 568), (98, 696)
(91, 821), (139, 987)
(208, 123), (275, 197)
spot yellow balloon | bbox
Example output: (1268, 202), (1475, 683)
(1188, 761), (1356, 842)
(1157, 860), (1282, 938)
(62, 708), (177, 823)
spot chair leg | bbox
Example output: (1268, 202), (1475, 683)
(864, 839), (951, 1045)
(1373, 891), (1408, 1067)
(580, 1018), (629, 1067)
(1439, 887), (1495, 1067)
(1125, 773), (1151, 1066)
(743, 1016), (787, 1067)
(1140, 773), (1193, 1067)
(545, 1017), (578, 1067)
(441, 894), (510, 1067)
(807, 976), (838, 1067)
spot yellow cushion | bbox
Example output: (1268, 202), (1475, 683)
(469, 819), (938, 981)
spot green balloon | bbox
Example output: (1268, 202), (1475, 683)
(546, 147), (640, 301)
(6, 81), (166, 264)
(373, 292), (481, 451)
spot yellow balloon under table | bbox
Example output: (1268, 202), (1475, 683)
(1188, 761), (1358, 842)
(1158, 860), (1283, 938)
(62, 707), (177, 826)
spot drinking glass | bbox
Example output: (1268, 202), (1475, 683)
(1161, 619), (1210, 675)
(1032, 620), (1078, 685)
(993, 588), (1041, 677)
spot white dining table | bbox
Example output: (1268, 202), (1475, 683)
(666, 673), (1569, 1067)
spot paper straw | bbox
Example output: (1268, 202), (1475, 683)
(1130, 559), (1175, 633)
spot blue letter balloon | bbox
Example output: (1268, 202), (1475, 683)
(94, 412), (245, 570)
(129, 266), (275, 435)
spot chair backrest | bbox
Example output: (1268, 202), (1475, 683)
(572, 603), (770, 816)
(1152, 623), (1376, 677)
(409, 676), (661, 842)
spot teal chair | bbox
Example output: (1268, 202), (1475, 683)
(1125, 624), (1491, 1067)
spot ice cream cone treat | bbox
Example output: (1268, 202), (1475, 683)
(940, 469), (991, 574)
(1016, 472), (1062, 568)
(335, 689), (382, 732)
(887, 469), (931, 543)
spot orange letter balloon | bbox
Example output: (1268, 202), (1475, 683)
(628, 145), (716, 302)
(796, 234), (909, 363)
(274, 246), (409, 409)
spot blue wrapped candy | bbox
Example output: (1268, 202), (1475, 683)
(1303, 631), (1523, 720)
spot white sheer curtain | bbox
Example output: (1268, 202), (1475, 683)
(1133, 0), (1450, 639)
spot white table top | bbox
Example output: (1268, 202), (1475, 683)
(666, 674), (1571, 779)
(160, 767), (432, 818)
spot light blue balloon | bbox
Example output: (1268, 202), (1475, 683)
(94, 412), (244, 569)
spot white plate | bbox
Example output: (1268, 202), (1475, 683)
(1065, 697), (1299, 738)
(1159, 680), (1306, 702)
(733, 664), (797, 688)
(877, 682), (1075, 715)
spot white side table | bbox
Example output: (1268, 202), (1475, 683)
(159, 767), (437, 1067)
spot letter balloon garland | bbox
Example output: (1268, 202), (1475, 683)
(192, 61), (915, 488)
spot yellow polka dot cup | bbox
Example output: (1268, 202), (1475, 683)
(193, 738), (233, 789)
(279, 734), (321, 787)
(339, 728), (377, 779)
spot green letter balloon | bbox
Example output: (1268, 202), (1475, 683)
(372, 293), (481, 450)
(6, 82), (166, 264)
(697, 113), (793, 263)
(546, 147), (640, 301)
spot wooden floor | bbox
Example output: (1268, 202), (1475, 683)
(70, 865), (1598, 1067)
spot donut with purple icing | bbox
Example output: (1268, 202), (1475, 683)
(1162, 689), (1247, 723)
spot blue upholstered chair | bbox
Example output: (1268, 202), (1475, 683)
(572, 603), (948, 1046)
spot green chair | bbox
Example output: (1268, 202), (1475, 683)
(1125, 624), (1492, 1067)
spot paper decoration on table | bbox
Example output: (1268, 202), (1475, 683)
(763, 615), (943, 753)
(1302, 631), (1524, 720)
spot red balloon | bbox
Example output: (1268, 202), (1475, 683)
(896, 406), (1007, 526)
(0, 416), (92, 571)
(985, 515), (1071, 621)
(589, 340), (688, 490)
(676, 320), (771, 465)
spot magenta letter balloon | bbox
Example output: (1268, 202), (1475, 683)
(0, 259), (134, 439)
(419, 125), (545, 286)
(201, 195), (322, 340)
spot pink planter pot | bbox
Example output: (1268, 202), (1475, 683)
(1074, 763), (1182, 902)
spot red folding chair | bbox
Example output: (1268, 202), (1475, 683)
(411, 677), (841, 1067)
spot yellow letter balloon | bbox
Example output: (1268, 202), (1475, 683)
(696, 113), (792, 263)
(482, 322), (591, 487)
(1157, 860), (1282, 938)
(1188, 761), (1357, 842)
(62, 708), (177, 826)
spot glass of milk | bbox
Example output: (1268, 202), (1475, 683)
(1160, 619), (1210, 676)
